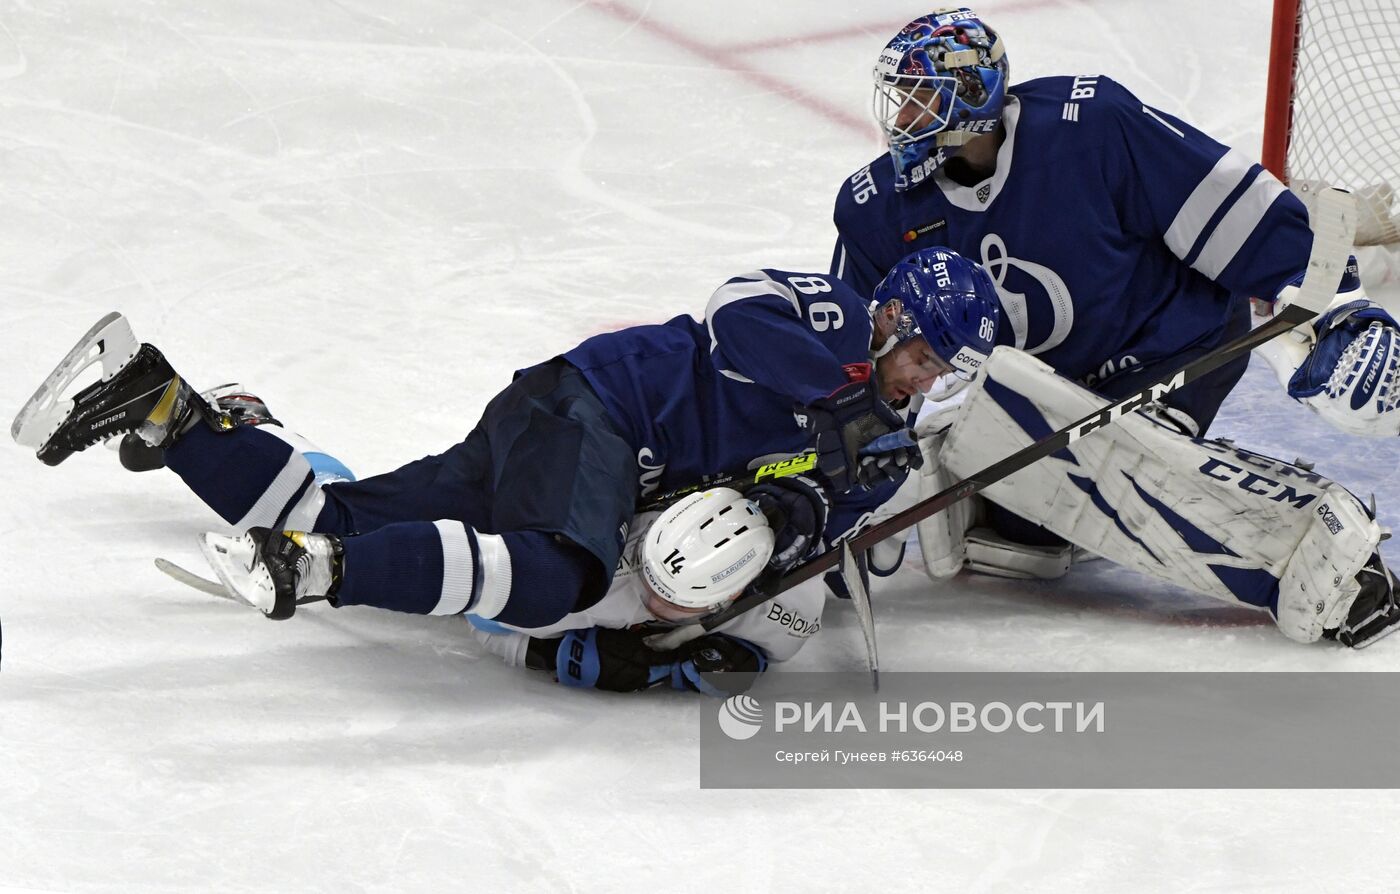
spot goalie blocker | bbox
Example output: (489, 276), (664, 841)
(916, 346), (1399, 647)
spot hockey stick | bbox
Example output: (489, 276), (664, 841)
(842, 541), (880, 691)
(635, 450), (817, 513)
(155, 557), (328, 608)
(649, 187), (1358, 651)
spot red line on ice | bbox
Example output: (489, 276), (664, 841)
(579, 0), (873, 135)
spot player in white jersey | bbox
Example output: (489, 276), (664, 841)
(471, 487), (825, 696)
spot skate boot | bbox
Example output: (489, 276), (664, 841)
(12, 313), (229, 466)
(1330, 554), (1400, 648)
(119, 384), (280, 472)
(198, 527), (343, 620)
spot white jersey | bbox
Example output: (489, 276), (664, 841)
(471, 512), (825, 665)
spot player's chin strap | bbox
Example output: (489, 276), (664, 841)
(646, 188), (1361, 653)
(868, 300), (900, 361)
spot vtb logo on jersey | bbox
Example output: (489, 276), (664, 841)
(849, 164), (879, 205)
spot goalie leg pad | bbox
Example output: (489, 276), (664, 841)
(905, 428), (977, 581)
(941, 347), (1384, 642)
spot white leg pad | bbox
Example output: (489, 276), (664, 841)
(1276, 494), (1377, 642)
(909, 429), (977, 581)
(940, 347), (1382, 641)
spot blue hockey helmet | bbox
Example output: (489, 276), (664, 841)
(873, 248), (1000, 379)
(872, 9), (1010, 191)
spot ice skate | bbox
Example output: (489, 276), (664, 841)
(119, 384), (280, 472)
(198, 527), (343, 620)
(12, 312), (228, 466)
(1330, 554), (1400, 648)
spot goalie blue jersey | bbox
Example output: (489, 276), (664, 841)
(832, 75), (1314, 394)
(561, 269), (896, 536)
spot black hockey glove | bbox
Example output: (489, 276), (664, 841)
(798, 364), (921, 493)
(678, 634), (767, 697)
(535, 627), (767, 697)
(746, 475), (830, 571)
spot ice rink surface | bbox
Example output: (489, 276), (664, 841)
(2, 1), (1399, 891)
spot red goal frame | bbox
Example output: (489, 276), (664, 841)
(1262, 0), (1302, 182)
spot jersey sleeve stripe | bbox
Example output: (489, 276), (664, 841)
(718, 368), (757, 384)
(703, 274), (802, 352)
(1163, 147), (1256, 261)
(1190, 172), (1289, 280)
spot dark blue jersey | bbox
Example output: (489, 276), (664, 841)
(561, 269), (897, 538)
(832, 75), (1314, 391)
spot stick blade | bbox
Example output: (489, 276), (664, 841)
(841, 541), (880, 692)
(1293, 188), (1359, 313)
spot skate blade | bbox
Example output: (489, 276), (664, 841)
(12, 312), (139, 450)
(197, 531), (278, 614)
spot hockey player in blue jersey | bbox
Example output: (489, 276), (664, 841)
(833, 8), (1400, 587)
(12, 265), (946, 693)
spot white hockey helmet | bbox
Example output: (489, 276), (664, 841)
(642, 487), (775, 615)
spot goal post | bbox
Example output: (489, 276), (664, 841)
(1262, 0), (1400, 264)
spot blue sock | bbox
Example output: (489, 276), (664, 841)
(166, 425), (295, 525)
(334, 524), (597, 625)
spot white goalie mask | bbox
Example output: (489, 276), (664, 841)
(641, 487), (775, 619)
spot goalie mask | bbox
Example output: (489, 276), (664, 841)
(641, 487), (775, 621)
(874, 247), (1000, 380)
(873, 9), (1010, 191)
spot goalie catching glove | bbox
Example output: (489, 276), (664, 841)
(1288, 297), (1400, 434)
(1258, 259), (1400, 436)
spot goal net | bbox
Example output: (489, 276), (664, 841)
(1264, 0), (1400, 287)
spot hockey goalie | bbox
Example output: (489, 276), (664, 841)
(907, 344), (1399, 648)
